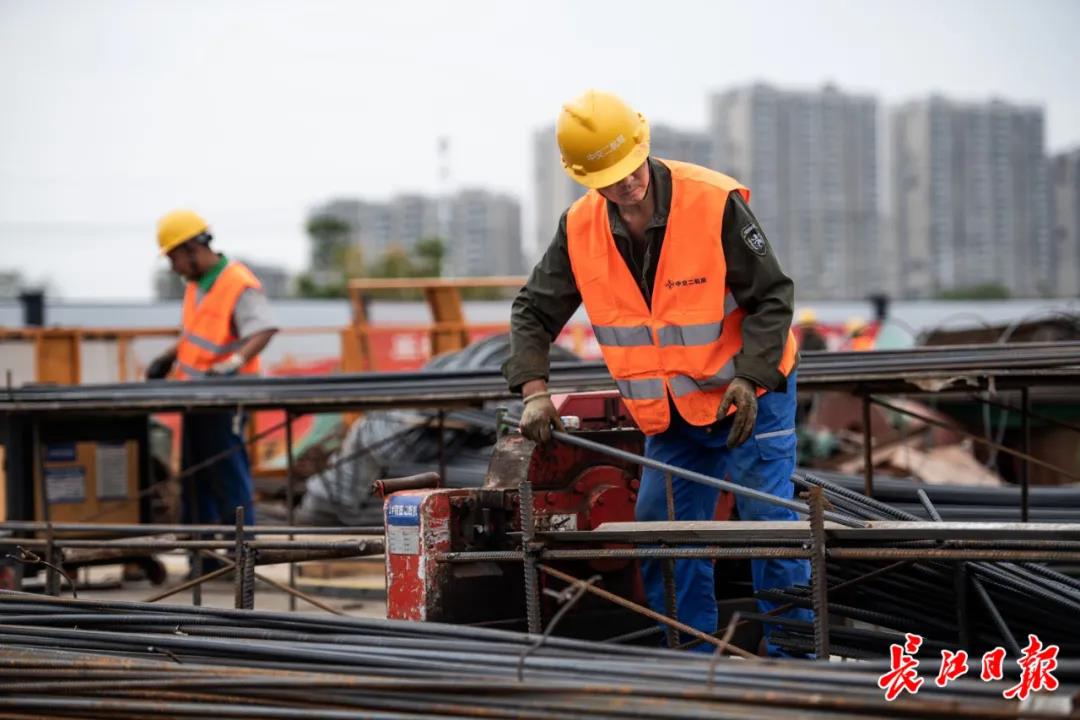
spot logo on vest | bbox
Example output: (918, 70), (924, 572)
(665, 276), (708, 291)
(740, 223), (767, 256)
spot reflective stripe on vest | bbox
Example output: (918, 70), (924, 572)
(181, 331), (244, 356)
(614, 377), (666, 400)
(656, 320), (723, 348)
(175, 261), (262, 380)
(177, 361), (207, 378)
(565, 159), (797, 435)
(593, 324), (653, 347)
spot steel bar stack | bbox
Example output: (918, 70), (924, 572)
(758, 472), (1080, 664)
(0, 593), (1066, 719)
(4, 341), (1080, 413)
(812, 471), (1080, 522)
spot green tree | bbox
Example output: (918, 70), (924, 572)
(298, 215), (359, 298)
(306, 215), (352, 272)
(415, 236), (446, 277)
(369, 246), (416, 279)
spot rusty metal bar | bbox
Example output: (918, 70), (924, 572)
(233, 507), (244, 610)
(861, 394), (873, 497)
(241, 546), (257, 611)
(661, 471), (678, 648)
(807, 487), (830, 659)
(518, 478), (542, 635)
(1020, 387), (1031, 522)
(439, 547), (812, 562)
(284, 411), (297, 612)
(44, 523), (58, 598)
(538, 564), (757, 661)
(437, 410), (447, 485)
(143, 564), (232, 603)
(828, 548), (1080, 561)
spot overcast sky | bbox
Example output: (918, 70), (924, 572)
(2, 0), (1079, 299)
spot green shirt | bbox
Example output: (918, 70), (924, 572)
(502, 157), (796, 393)
(196, 253), (230, 295)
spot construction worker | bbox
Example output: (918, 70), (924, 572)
(147, 210), (277, 533)
(796, 308), (827, 352)
(503, 91), (810, 654)
(844, 318), (875, 351)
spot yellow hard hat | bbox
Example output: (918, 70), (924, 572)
(557, 90), (650, 189)
(157, 209), (209, 255)
(797, 308), (818, 325)
(844, 317), (868, 334)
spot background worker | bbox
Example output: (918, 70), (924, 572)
(796, 308), (827, 351)
(503, 90), (811, 655)
(844, 317), (876, 351)
(146, 209), (277, 533)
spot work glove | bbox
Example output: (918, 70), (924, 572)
(145, 354), (175, 380)
(519, 391), (565, 444)
(207, 353), (244, 377)
(718, 377), (758, 448)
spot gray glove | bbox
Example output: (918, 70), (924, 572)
(718, 377), (758, 448)
(519, 391), (565, 444)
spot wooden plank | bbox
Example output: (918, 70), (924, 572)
(348, 277), (525, 290)
(36, 331), (80, 385)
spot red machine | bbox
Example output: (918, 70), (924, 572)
(384, 392), (737, 637)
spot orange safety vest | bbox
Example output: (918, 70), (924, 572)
(850, 334), (875, 352)
(175, 261), (262, 380)
(566, 159), (797, 435)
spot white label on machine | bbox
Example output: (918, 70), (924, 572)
(387, 525), (420, 555)
(45, 466), (86, 504)
(96, 443), (129, 501)
(549, 513), (578, 531)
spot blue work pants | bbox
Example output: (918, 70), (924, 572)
(180, 412), (255, 527)
(635, 372), (811, 655)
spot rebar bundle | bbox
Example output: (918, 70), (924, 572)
(760, 472), (1080, 664)
(5, 341), (1080, 413)
(0, 593), (1065, 719)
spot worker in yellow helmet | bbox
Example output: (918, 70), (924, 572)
(502, 91), (808, 654)
(844, 317), (874, 351)
(796, 308), (827, 352)
(148, 209), (278, 546)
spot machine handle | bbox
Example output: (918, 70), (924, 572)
(373, 472), (442, 498)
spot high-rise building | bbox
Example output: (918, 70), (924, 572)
(650, 124), (714, 170)
(709, 83), (879, 300)
(532, 126), (586, 262)
(447, 189), (523, 277)
(1051, 149), (1080, 297)
(531, 123), (716, 264)
(0, 271), (22, 299)
(240, 260), (292, 299)
(890, 97), (1048, 298)
(307, 195), (438, 270)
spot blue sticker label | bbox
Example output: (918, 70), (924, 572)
(387, 495), (422, 526)
(46, 443), (77, 462)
